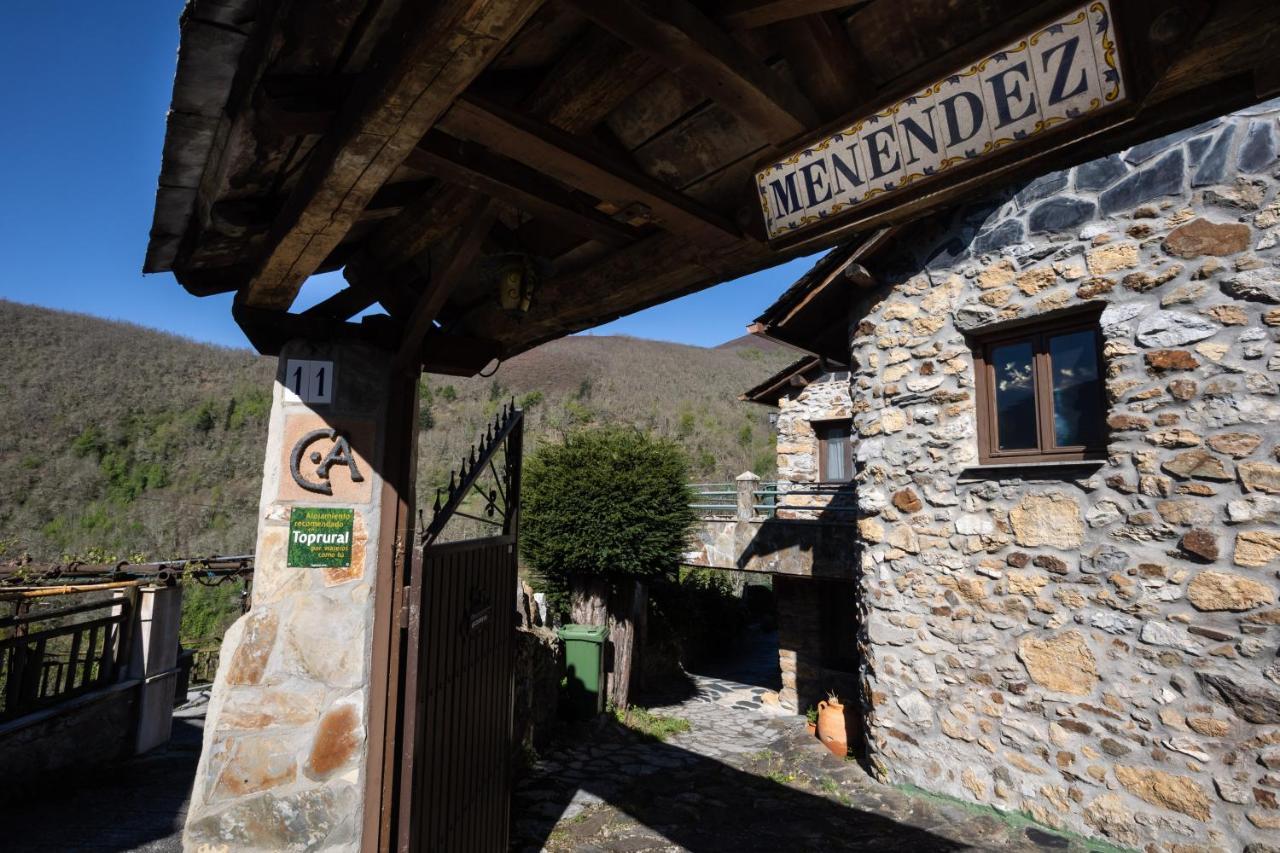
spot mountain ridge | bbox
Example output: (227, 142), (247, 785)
(0, 299), (790, 561)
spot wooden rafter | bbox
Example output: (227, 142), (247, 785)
(241, 0), (544, 311)
(522, 31), (665, 134)
(308, 26), (670, 325)
(774, 12), (874, 120)
(395, 203), (499, 369)
(403, 134), (640, 247)
(720, 0), (870, 31)
(561, 0), (818, 143)
(317, 184), (487, 322)
(438, 94), (742, 246)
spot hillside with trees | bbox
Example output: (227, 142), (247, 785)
(0, 300), (793, 562)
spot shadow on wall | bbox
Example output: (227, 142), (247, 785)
(735, 483), (860, 580)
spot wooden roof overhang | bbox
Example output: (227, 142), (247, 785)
(145, 0), (1280, 375)
(747, 224), (892, 360)
(740, 354), (823, 406)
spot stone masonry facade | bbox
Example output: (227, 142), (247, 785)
(770, 374), (862, 713)
(776, 372), (853, 519)
(184, 341), (394, 851)
(840, 100), (1280, 851)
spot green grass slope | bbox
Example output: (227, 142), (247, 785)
(0, 301), (791, 561)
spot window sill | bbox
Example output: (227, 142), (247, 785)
(959, 459), (1105, 480)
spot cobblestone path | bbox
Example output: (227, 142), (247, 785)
(512, 643), (1111, 853)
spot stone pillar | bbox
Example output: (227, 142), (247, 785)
(773, 576), (806, 711)
(735, 471), (759, 521)
(128, 584), (183, 754)
(184, 340), (414, 852)
(729, 472), (759, 596)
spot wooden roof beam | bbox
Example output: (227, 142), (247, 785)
(774, 11), (875, 121)
(310, 183), (487, 322)
(241, 0), (544, 311)
(561, 0), (818, 143)
(395, 203), (499, 370)
(720, 0), (871, 31)
(521, 31), (665, 134)
(403, 133), (642, 248)
(438, 94), (742, 246)
(232, 299), (499, 375)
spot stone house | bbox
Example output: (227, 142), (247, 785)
(742, 100), (1280, 851)
(740, 355), (860, 716)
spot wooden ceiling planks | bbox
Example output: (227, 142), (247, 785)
(628, 99), (768, 195)
(405, 134), (642, 248)
(438, 94), (742, 245)
(241, 0), (545, 311)
(563, 0), (817, 143)
(842, 0), (1050, 93)
(773, 11), (873, 122)
(719, 0), (870, 32)
(521, 31), (665, 134)
(488, 3), (589, 72)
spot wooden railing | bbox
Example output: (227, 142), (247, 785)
(0, 596), (131, 722)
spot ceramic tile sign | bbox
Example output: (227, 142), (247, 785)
(288, 507), (355, 568)
(283, 359), (334, 404)
(755, 0), (1125, 241)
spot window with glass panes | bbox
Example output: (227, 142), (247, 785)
(816, 420), (853, 481)
(971, 312), (1107, 464)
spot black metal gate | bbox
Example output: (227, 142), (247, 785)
(399, 403), (523, 852)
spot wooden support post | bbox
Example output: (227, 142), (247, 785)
(367, 363), (420, 853)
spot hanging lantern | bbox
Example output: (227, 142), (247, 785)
(496, 253), (536, 317)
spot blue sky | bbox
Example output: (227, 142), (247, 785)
(0, 3), (815, 351)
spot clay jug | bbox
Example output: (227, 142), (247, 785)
(816, 698), (847, 757)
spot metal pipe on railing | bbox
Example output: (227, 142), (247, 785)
(0, 555), (254, 587)
(0, 580), (151, 600)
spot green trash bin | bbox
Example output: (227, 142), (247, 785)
(558, 623), (608, 719)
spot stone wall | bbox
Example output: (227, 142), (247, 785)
(775, 576), (860, 714)
(776, 373), (853, 518)
(512, 625), (562, 758)
(0, 683), (136, 785)
(847, 101), (1280, 850)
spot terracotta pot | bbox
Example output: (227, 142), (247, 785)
(805, 720), (817, 737)
(816, 699), (847, 757)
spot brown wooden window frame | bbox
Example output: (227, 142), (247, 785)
(815, 419), (854, 482)
(971, 310), (1108, 465)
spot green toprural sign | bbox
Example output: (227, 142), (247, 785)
(287, 506), (354, 568)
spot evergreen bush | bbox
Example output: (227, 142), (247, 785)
(522, 426), (696, 615)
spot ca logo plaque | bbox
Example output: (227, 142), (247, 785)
(289, 428), (365, 495)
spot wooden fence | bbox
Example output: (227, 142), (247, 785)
(0, 595), (131, 722)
